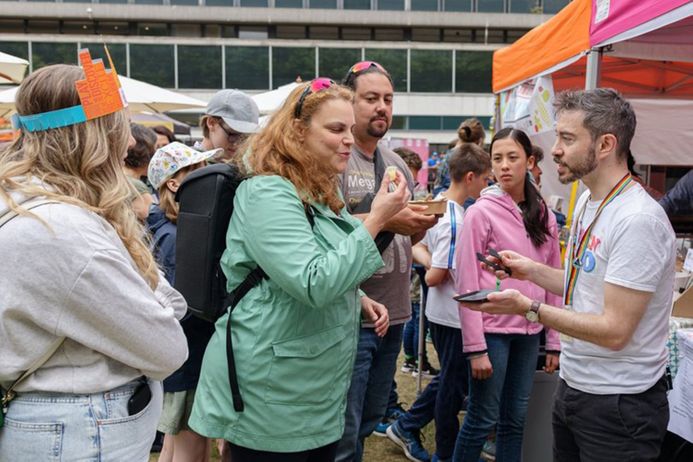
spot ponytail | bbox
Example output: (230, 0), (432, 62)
(520, 171), (550, 247)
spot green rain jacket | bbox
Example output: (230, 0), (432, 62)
(189, 175), (384, 452)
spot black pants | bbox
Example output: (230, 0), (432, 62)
(228, 441), (338, 462)
(552, 377), (669, 462)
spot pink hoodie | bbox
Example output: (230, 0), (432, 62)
(456, 185), (562, 353)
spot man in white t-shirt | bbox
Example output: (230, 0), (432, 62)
(464, 88), (675, 462)
(387, 144), (491, 462)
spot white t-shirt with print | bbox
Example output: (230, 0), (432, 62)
(421, 197), (465, 329)
(559, 183), (675, 395)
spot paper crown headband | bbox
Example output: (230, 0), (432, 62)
(12, 47), (128, 132)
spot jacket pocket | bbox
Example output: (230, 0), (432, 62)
(265, 326), (348, 406)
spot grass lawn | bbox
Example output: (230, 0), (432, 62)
(151, 343), (442, 462)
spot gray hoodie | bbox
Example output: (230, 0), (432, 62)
(0, 193), (188, 394)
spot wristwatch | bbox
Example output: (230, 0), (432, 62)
(526, 300), (541, 323)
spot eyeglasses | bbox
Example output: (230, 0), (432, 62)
(294, 77), (335, 119)
(347, 61), (386, 77)
(217, 121), (245, 144)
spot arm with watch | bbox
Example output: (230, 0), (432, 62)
(463, 249), (652, 352)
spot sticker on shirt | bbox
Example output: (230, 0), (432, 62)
(580, 234), (602, 273)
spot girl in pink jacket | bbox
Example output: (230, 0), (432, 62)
(453, 127), (561, 462)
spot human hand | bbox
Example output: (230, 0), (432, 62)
(383, 205), (438, 236)
(544, 352), (559, 374)
(365, 170), (410, 234)
(481, 250), (536, 281)
(470, 354), (493, 380)
(461, 289), (531, 316)
(361, 296), (389, 337)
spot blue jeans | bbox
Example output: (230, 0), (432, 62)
(0, 379), (163, 462)
(398, 322), (468, 460)
(453, 333), (540, 462)
(403, 266), (428, 360)
(335, 323), (404, 462)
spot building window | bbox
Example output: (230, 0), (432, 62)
(130, 44), (175, 88)
(477, 0), (505, 12)
(309, 26), (339, 40)
(309, 0), (337, 8)
(506, 29), (528, 43)
(455, 50), (492, 93)
(95, 22), (129, 35)
(138, 23), (169, 36)
(134, 0), (165, 4)
(206, 0), (234, 5)
(318, 48), (361, 81)
(61, 21), (96, 35)
(172, 24), (202, 37)
(276, 0), (304, 7)
(272, 47), (315, 87)
(342, 28), (372, 41)
(364, 48), (406, 92)
(378, 0), (404, 10)
(0, 42), (29, 61)
(32, 42), (77, 70)
(99, 0), (129, 4)
(411, 28), (441, 42)
(79, 43), (127, 72)
(410, 50), (452, 92)
(203, 24), (222, 37)
(374, 28), (404, 41)
(343, 0), (371, 9)
(170, 0), (199, 5)
(442, 115), (490, 130)
(444, 0), (472, 11)
(238, 26), (269, 39)
(543, 0), (569, 14)
(26, 21), (60, 34)
(226, 46), (269, 90)
(409, 116), (442, 130)
(411, 0), (438, 11)
(240, 0), (269, 6)
(443, 28), (473, 42)
(0, 20), (25, 34)
(178, 45), (222, 89)
(391, 115), (406, 130)
(276, 25), (307, 39)
(509, 0), (537, 13)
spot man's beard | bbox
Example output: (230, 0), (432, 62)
(366, 116), (389, 138)
(556, 143), (598, 184)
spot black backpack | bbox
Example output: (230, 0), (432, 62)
(174, 163), (313, 412)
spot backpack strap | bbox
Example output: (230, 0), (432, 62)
(224, 203), (316, 412)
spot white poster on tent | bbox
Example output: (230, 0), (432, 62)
(500, 76), (555, 136)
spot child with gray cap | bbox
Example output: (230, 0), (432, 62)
(198, 89), (260, 162)
(145, 142), (221, 462)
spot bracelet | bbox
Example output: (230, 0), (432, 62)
(466, 351), (488, 360)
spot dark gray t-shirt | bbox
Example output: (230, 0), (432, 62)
(339, 144), (414, 326)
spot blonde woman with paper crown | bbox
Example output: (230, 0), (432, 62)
(0, 57), (188, 460)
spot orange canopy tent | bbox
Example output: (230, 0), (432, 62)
(493, 0), (693, 97)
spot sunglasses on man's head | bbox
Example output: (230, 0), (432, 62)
(294, 77), (335, 119)
(348, 61), (386, 77)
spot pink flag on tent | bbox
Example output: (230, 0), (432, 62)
(590, 0), (689, 45)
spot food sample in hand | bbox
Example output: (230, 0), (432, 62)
(385, 166), (398, 192)
(408, 197), (447, 215)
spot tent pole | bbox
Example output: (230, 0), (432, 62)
(585, 47), (603, 90)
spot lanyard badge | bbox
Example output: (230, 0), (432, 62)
(563, 174), (633, 306)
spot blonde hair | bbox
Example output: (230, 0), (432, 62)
(239, 82), (353, 213)
(457, 118), (486, 146)
(0, 65), (159, 289)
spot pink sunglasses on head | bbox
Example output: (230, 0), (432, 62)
(294, 77), (335, 118)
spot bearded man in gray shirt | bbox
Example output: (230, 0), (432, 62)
(335, 61), (437, 462)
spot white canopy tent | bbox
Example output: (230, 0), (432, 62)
(0, 51), (29, 85)
(0, 75), (207, 118)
